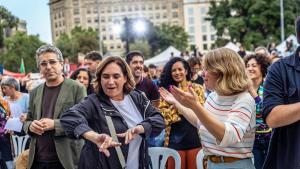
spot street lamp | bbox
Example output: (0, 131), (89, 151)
(133, 20), (147, 35)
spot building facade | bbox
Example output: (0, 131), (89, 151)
(49, 0), (184, 55)
(183, 0), (217, 53)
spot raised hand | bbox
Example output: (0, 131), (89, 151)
(170, 85), (199, 108)
(159, 87), (178, 105)
(117, 125), (144, 144)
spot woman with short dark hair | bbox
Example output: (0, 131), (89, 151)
(70, 68), (94, 95)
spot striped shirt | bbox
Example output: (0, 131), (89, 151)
(197, 91), (256, 158)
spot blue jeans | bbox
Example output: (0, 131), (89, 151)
(208, 158), (255, 169)
(252, 138), (270, 169)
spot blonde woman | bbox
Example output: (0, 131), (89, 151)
(161, 48), (256, 169)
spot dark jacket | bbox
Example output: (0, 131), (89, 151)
(61, 90), (165, 169)
(262, 46), (300, 169)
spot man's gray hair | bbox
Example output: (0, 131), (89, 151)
(0, 77), (20, 91)
(35, 44), (63, 67)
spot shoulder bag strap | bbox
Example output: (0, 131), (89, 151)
(105, 115), (126, 169)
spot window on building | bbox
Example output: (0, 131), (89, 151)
(211, 35), (216, 41)
(173, 12), (178, 18)
(107, 7), (112, 13)
(188, 8), (194, 15)
(62, 21), (65, 26)
(189, 35), (195, 43)
(58, 13), (61, 18)
(110, 45), (115, 49)
(156, 13), (160, 19)
(103, 35), (107, 40)
(162, 4), (166, 9)
(73, 8), (80, 15)
(202, 25), (207, 32)
(189, 17), (194, 24)
(95, 18), (99, 23)
(121, 7), (126, 12)
(100, 17), (105, 23)
(142, 5), (146, 11)
(172, 2), (178, 8)
(74, 18), (80, 24)
(55, 23), (58, 28)
(109, 35), (113, 40)
(59, 21), (62, 27)
(87, 8), (91, 14)
(114, 7), (119, 12)
(87, 19), (91, 23)
(148, 4), (153, 10)
(203, 44), (208, 50)
(189, 26), (195, 33)
(163, 13), (167, 18)
(203, 35), (207, 41)
(117, 44), (121, 49)
(200, 7), (207, 15)
(54, 14), (57, 20)
(155, 4), (160, 10)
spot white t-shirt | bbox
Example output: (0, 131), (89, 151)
(110, 95), (143, 169)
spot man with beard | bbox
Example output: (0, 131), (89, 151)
(126, 51), (160, 108)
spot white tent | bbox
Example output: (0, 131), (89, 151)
(276, 35), (299, 57)
(144, 46), (181, 66)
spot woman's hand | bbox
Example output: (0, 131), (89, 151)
(170, 85), (200, 109)
(84, 131), (121, 157)
(117, 125), (144, 144)
(159, 87), (178, 105)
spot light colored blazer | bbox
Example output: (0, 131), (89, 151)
(23, 78), (86, 169)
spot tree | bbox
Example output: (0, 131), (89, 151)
(56, 26), (101, 63)
(0, 6), (19, 48)
(207, 0), (300, 49)
(149, 24), (189, 55)
(129, 39), (151, 59)
(0, 32), (44, 72)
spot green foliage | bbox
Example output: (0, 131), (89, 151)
(207, 0), (300, 49)
(150, 24), (189, 54)
(56, 26), (100, 63)
(0, 6), (19, 48)
(0, 32), (44, 72)
(129, 39), (151, 59)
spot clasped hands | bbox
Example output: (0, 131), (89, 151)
(92, 125), (144, 157)
(29, 118), (54, 135)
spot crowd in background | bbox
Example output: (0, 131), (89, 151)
(0, 16), (300, 169)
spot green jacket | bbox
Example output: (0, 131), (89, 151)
(23, 78), (86, 169)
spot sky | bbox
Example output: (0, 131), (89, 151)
(0, 0), (52, 44)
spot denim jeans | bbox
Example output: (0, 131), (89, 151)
(207, 158), (255, 169)
(253, 137), (270, 169)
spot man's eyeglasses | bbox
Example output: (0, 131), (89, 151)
(39, 60), (60, 67)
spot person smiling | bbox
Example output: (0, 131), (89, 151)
(244, 54), (271, 169)
(61, 56), (164, 169)
(159, 57), (205, 169)
(163, 48), (256, 169)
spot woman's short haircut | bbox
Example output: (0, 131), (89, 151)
(244, 53), (271, 78)
(93, 56), (135, 94)
(203, 47), (249, 96)
(1, 77), (20, 91)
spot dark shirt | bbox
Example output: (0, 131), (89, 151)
(36, 84), (62, 162)
(192, 75), (204, 85)
(169, 116), (201, 150)
(135, 77), (160, 101)
(262, 46), (300, 169)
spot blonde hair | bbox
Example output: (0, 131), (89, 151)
(93, 56), (135, 94)
(203, 47), (249, 96)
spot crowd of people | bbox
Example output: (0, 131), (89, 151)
(0, 16), (300, 169)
